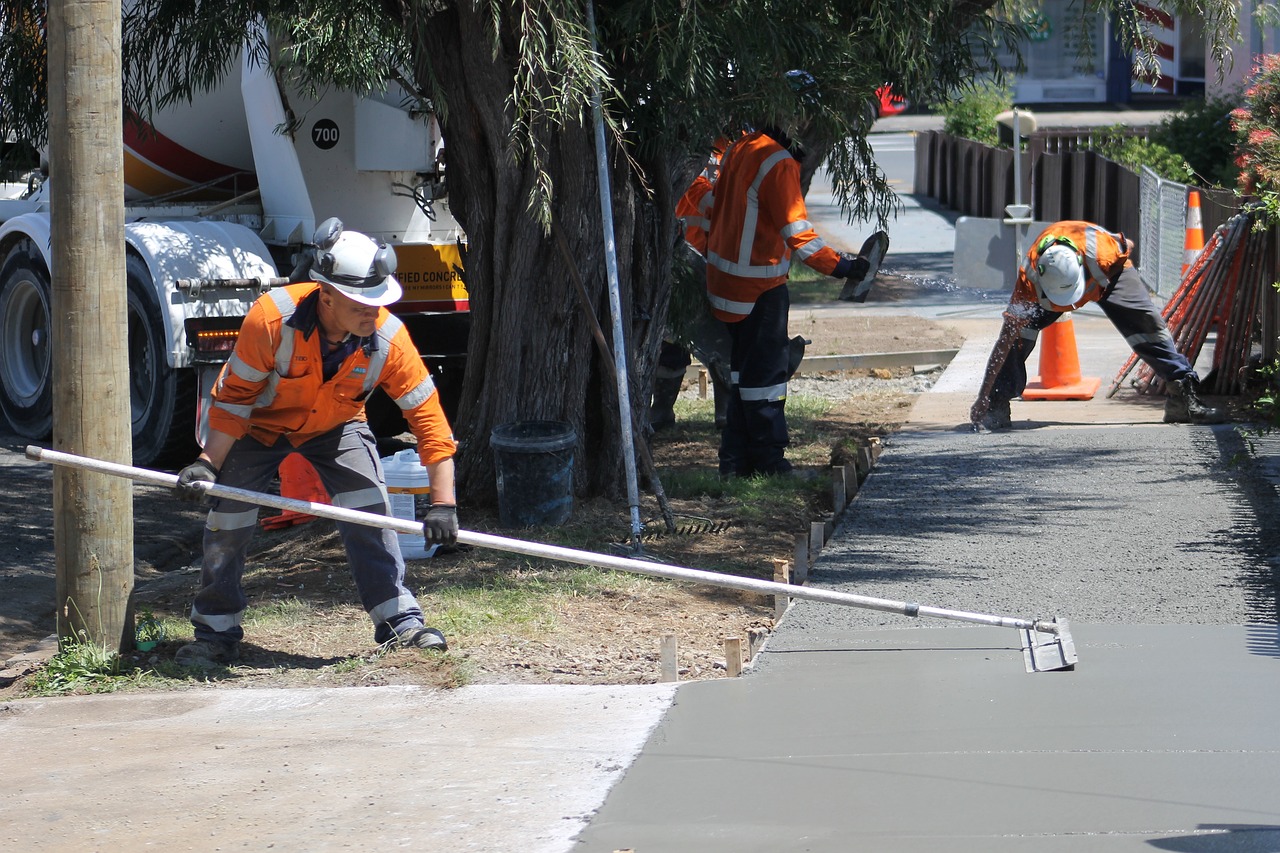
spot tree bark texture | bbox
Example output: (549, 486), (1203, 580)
(414, 3), (676, 506)
(48, 0), (134, 648)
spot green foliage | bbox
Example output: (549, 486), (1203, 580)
(25, 631), (123, 695)
(937, 80), (1012, 146)
(1230, 59), (1280, 436)
(1092, 124), (1193, 183)
(134, 608), (167, 648)
(1232, 54), (1280, 200)
(1151, 95), (1244, 188)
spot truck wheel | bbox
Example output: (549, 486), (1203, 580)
(0, 241), (53, 440)
(127, 254), (196, 467)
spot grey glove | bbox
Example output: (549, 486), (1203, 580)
(424, 504), (459, 547)
(176, 458), (219, 502)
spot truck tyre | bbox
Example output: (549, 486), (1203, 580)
(0, 240), (53, 441)
(126, 253), (196, 467)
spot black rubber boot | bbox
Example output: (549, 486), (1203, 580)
(982, 397), (1012, 431)
(648, 375), (684, 431)
(1163, 376), (1227, 424)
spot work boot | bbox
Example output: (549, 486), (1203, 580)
(838, 231), (890, 303)
(1163, 376), (1227, 424)
(175, 638), (240, 668)
(982, 397), (1012, 432)
(393, 626), (448, 651)
(648, 375), (684, 431)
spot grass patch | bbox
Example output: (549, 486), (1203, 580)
(787, 269), (844, 303)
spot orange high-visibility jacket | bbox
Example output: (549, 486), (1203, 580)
(676, 173), (715, 256)
(1015, 221), (1132, 312)
(705, 131), (844, 322)
(208, 283), (456, 467)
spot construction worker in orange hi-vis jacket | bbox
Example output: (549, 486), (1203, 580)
(170, 218), (458, 669)
(971, 220), (1226, 431)
(706, 124), (889, 476)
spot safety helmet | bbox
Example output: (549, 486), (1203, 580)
(1034, 242), (1085, 306)
(310, 218), (402, 307)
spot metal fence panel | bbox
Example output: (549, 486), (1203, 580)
(1137, 166), (1189, 297)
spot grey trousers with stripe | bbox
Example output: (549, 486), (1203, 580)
(190, 421), (426, 647)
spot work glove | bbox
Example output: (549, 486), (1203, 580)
(176, 458), (219, 502)
(423, 504), (459, 547)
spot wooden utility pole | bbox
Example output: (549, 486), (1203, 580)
(48, 0), (134, 649)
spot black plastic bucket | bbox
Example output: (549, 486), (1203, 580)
(489, 420), (576, 527)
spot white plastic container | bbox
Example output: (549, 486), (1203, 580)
(382, 449), (439, 560)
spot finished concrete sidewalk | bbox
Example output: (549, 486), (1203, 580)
(574, 155), (1280, 850)
(575, 365), (1280, 851)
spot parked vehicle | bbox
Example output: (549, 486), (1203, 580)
(0, 48), (469, 465)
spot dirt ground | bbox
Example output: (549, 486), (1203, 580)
(0, 307), (966, 698)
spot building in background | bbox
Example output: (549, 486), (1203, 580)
(989, 0), (1225, 104)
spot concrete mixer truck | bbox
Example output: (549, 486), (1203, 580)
(0, 48), (469, 466)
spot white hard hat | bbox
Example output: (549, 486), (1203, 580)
(311, 224), (402, 307)
(1034, 243), (1085, 306)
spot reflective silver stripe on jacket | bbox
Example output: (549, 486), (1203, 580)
(707, 148), (793, 280)
(683, 193), (714, 231)
(397, 376), (437, 411)
(225, 352), (269, 383)
(256, 288), (300, 409)
(782, 219), (829, 263)
(707, 291), (759, 317)
(1083, 226), (1108, 284)
(363, 315), (400, 396)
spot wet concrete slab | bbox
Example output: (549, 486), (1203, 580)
(574, 624), (1280, 852)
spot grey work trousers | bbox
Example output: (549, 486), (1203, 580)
(190, 421), (425, 647)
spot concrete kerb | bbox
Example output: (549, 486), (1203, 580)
(733, 434), (887, 676)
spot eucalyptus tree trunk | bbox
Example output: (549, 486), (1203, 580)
(413, 3), (676, 505)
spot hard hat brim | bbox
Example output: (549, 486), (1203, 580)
(316, 273), (403, 307)
(1041, 269), (1085, 308)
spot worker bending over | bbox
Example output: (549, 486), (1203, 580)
(971, 220), (1225, 431)
(173, 219), (459, 668)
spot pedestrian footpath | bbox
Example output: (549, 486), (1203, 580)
(573, 161), (1280, 851)
(5, 111), (1276, 853)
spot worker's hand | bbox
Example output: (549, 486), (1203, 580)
(424, 504), (458, 547)
(176, 458), (219, 502)
(831, 253), (858, 280)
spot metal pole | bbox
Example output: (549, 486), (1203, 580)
(26, 445), (1072, 640)
(1003, 109), (1032, 286)
(584, 0), (642, 549)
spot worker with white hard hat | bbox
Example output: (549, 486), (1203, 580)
(971, 220), (1225, 431)
(171, 217), (458, 668)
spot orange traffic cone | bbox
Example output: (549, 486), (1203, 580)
(260, 453), (331, 530)
(1022, 314), (1101, 400)
(1182, 190), (1204, 280)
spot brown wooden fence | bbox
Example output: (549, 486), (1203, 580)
(916, 130), (1241, 243)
